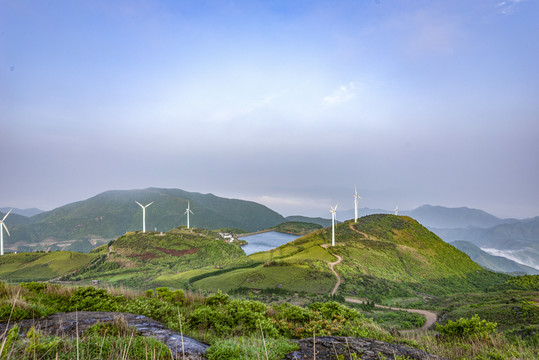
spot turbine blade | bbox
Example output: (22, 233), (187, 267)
(135, 201), (143, 207)
(2, 223), (10, 236)
(2, 208), (12, 222)
(146, 202), (154, 207)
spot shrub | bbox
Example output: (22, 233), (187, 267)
(68, 286), (123, 312)
(437, 314), (497, 339)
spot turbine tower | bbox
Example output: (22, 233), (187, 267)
(394, 206), (399, 215)
(330, 204), (338, 247)
(0, 209), (12, 256)
(353, 186), (362, 223)
(184, 201), (194, 229)
(135, 201), (153, 233)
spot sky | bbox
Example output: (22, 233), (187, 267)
(1, 0), (538, 219)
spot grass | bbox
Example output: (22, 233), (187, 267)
(0, 252), (96, 281)
(0, 281), (537, 359)
(192, 263), (336, 294)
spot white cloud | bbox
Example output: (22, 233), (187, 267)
(496, 0), (524, 15)
(322, 82), (357, 108)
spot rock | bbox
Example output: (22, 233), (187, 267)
(0, 311), (208, 360)
(285, 336), (447, 360)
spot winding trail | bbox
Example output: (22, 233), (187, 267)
(349, 222), (370, 239)
(321, 241), (438, 331)
(344, 298), (437, 331)
(328, 254), (343, 296)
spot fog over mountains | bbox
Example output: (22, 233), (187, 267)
(1, 188), (538, 273)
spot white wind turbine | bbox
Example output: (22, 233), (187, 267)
(184, 201), (193, 229)
(394, 206), (399, 215)
(330, 204), (338, 247)
(0, 209), (12, 256)
(135, 201), (153, 233)
(353, 186), (362, 223)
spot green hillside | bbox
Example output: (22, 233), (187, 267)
(271, 221), (323, 235)
(191, 215), (508, 299)
(0, 251), (96, 281)
(5, 188), (285, 246)
(62, 227), (248, 288)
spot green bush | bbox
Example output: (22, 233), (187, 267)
(68, 286), (122, 312)
(437, 314), (497, 338)
(308, 301), (361, 321)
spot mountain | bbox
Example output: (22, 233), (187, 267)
(433, 218), (539, 270)
(0, 207), (44, 217)
(0, 210), (33, 226)
(451, 240), (539, 275)
(403, 205), (510, 229)
(189, 214), (508, 299)
(4, 188), (285, 247)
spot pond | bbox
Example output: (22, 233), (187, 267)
(239, 231), (300, 255)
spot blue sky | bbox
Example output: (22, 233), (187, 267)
(1, 0), (538, 218)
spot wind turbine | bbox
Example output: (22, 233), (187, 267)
(353, 186), (362, 223)
(184, 201), (193, 229)
(394, 206), (399, 215)
(0, 209), (12, 256)
(135, 201), (153, 233)
(330, 204), (338, 247)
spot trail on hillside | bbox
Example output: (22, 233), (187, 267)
(349, 223), (370, 239)
(321, 241), (437, 332)
(321, 244), (343, 296)
(344, 298), (437, 331)
(328, 255), (343, 296)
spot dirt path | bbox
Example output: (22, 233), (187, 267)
(321, 242), (437, 331)
(345, 298), (437, 331)
(348, 223), (370, 239)
(328, 255), (343, 296)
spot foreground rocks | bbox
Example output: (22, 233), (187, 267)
(286, 336), (447, 360)
(0, 311), (208, 360)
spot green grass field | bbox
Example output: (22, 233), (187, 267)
(0, 251), (96, 281)
(193, 264), (335, 293)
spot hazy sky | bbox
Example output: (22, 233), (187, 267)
(1, 0), (538, 219)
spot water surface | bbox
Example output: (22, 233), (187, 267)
(239, 231), (300, 255)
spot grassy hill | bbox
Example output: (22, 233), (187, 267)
(62, 227), (248, 288)
(271, 221), (323, 235)
(0, 251), (96, 281)
(190, 215), (508, 300)
(4, 188), (285, 247)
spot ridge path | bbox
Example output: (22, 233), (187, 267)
(321, 242), (437, 332)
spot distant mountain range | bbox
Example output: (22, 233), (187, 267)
(451, 240), (539, 275)
(2, 190), (538, 273)
(0, 207), (44, 218)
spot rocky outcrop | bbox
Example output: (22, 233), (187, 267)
(0, 311), (208, 360)
(286, 336), (446, 360)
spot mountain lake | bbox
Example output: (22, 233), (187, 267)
(239, 231), (300, 255)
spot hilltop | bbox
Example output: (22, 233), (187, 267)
(61, 226), (247, 287)
(188, 214), (508, 299)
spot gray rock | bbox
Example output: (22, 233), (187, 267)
(286, 336), (447, 360)
(0, 311), (208, 360)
